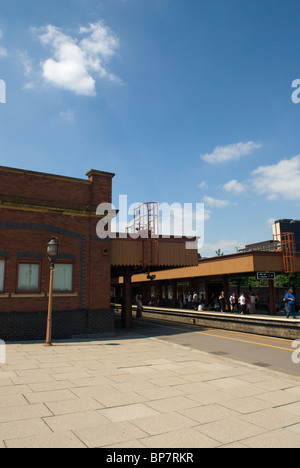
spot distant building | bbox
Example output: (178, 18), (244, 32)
(239, 240), (275, 253)
(273, 219), (300, 253)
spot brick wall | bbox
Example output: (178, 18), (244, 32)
(0, 166), (115, 341)
(0, 308), (114, 342)
(0, 167), (89, 206)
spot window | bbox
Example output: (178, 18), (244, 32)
(18, 263), (40, 291)
(53, 263), (73, 292)
(0, 260), (5, 292)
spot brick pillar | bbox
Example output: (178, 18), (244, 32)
(222, 276), (229, 311)
(269, 279), (276, 316)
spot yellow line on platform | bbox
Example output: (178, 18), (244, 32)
(196, 331), (293, 352)
(203, 327), (292, 344)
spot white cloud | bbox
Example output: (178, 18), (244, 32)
(158, 202), (205, 240)
(203, 195), (230, 208)
(204, 209), (212, 220)
(198, 180), (207, 189)
(23, 83), (35, 90)
(267, 218), (275, 227)
(79, 23), (119, 60)
(58, 109), (76, 123)
(0, 47), (7, 58)
(37, 22), (120, 96)
(251, 154), (300, 201)
(200, 239), (244, 257)
(201, 141), (261, 165)
(223, 179), (245, 194)
(18, 51), (33, 75)
(0, 29), (7, 58)
(17, 50), (36, 89)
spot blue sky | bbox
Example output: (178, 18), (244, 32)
(1, 0), (300, 256)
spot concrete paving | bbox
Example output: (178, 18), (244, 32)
(1, 330), (300, 448)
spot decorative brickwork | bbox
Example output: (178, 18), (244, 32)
(0, 166), (115, 341)
(0, 308), (114, 342)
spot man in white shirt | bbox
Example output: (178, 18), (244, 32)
(239, 293), (246, 315)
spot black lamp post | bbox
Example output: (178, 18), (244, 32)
(45, 237), (58, 347)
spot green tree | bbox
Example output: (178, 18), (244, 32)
(274, 273), (300, 288)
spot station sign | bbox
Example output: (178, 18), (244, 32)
(256, 272), (276, 280)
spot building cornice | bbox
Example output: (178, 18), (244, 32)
(0, 196), (104, 218)
(0, 165), (92, 185)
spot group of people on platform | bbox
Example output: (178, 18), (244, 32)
(132, 287), (297, 321)
(179, 292), (205, 310)
(208, 291), (258, 315)
(184, 288), (297, 318)
(178, 291), (259, 315)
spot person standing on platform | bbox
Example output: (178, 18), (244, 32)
(219, 291), (226, 313)
(284, 288), (296, 319)
(229, 292), (237, 313)
(188, 292), (192, 309)
(239, 292), (247, 315)
(136, 294), (143, 326)
(249, 292), (256, 314)
(193, 292), (199, 311)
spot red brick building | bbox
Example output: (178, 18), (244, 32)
(0, 166), (114, 341)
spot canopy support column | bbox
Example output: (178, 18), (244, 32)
(268, 279), (276, 316)
(123, 268), (133, 328)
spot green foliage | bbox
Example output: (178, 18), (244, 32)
(274, 273), (300, 288)
(229, 273), (300, 289)
(229, 277), (267, 288)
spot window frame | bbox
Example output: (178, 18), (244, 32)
(0, 259), (6, 293)
(53, 261), (74, 293)
(16, 260), (41, 294)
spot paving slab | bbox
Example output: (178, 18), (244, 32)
(243, 407), (300, 430)
(243, 428), (300, 448)
(99, 403), (160, 423)
(141, 427), (219, 449)
(73, 421), (148, 448)
(5, 431), (87, 449)
(1, 331), (300, 448)
(195, 416), (267, 445)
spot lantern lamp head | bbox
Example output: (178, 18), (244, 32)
(47, 237), (58, 265)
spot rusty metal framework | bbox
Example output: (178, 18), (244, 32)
(135, 203), (159, 267)
(133, 202), (159, 237)
(273, 232), (296, 273)
(142, 238), (159, 267)
(126, 202), (160, 267)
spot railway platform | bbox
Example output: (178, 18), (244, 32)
(1, 328), (300, 448)
(114, 305), (300, 341)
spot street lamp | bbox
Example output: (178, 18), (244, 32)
(45, 237), (58, 347)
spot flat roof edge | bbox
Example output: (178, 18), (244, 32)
(0, 165), (91, 184)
